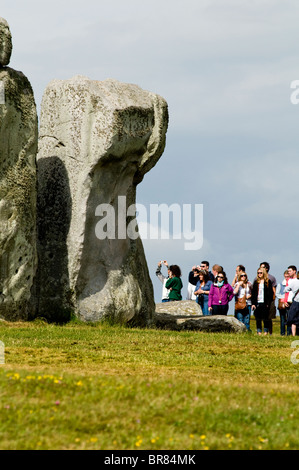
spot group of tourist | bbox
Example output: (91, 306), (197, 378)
(155, 260), (299, 336)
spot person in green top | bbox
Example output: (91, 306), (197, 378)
(165, 265), (183, 301)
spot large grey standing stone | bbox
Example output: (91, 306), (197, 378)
(0, 18), (12, 66)
(0, 19), (38, 320)
(36, 76), (168, 324)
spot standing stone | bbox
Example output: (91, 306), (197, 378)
(0, 18), (38, 320)
(36, 76), (168, 324)
(0, 18), (12, 66)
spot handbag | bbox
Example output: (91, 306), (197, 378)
(278, 299), (286, 310)
(235, 294), (246, 310)
(235, 283), (247, 311)
(278, 286), (299, 309)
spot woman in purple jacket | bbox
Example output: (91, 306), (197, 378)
(208, 272), (234, 315)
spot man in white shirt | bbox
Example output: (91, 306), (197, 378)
(285, 271), (299, 336)
(286, 278), (299, 301)
(288, 265), (297, 280)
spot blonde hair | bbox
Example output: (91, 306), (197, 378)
(239, 272), (249, 285)
(257, 267), (269, 285)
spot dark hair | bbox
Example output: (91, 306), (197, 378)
(260, 262), (270, 272)
(288, 265), (297, 272)
(238, 264), (246, 272)
(217, 271), (228, 284)
(201, 260), (210, 267)
(199, 270), (209, 283)
(169, 264), (182, 277)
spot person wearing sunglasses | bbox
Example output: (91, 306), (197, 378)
(231, 265), (246, 287)
(233, 273), (252, 331)
(208, 271), (234, 315)
(251, 267), (273, 335)
(194, 269), (212, 316)
(285, 269), (299, 336)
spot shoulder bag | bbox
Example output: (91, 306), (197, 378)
(235, 284), (247, 311)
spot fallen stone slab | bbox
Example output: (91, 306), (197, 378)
(155, 300), (203, 316)
(152, 312), (247, 333)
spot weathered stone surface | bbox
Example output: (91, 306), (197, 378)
(155, 300), (203, 316)
(153, 313), (247, 333)
(36, 76), (168, 324)
(0, 67), (38, 320)
(0, 18), (12, 66)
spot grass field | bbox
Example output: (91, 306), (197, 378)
(0, 316), (298, 450)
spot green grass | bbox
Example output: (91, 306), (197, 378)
(0, 317), (298, 450)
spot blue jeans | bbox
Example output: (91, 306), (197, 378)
(236, 306), (251, 331)
(197, 298), (211, 316)
(279, 308), (292, 336)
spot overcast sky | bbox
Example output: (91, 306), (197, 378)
(2, 0), (299, 302)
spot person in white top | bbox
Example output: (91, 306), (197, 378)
(285, 270), (299, 336)
(155, 260), (170, 302)
(231, 265), (246, 287)
(276, 270), (292, 336)
(187, 265), (200, 300)
(251, 267), (273, 335)
(233, 272), (252, 331)
(288, 265), (297, 280)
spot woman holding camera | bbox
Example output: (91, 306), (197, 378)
(194, 270), (212, 316)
